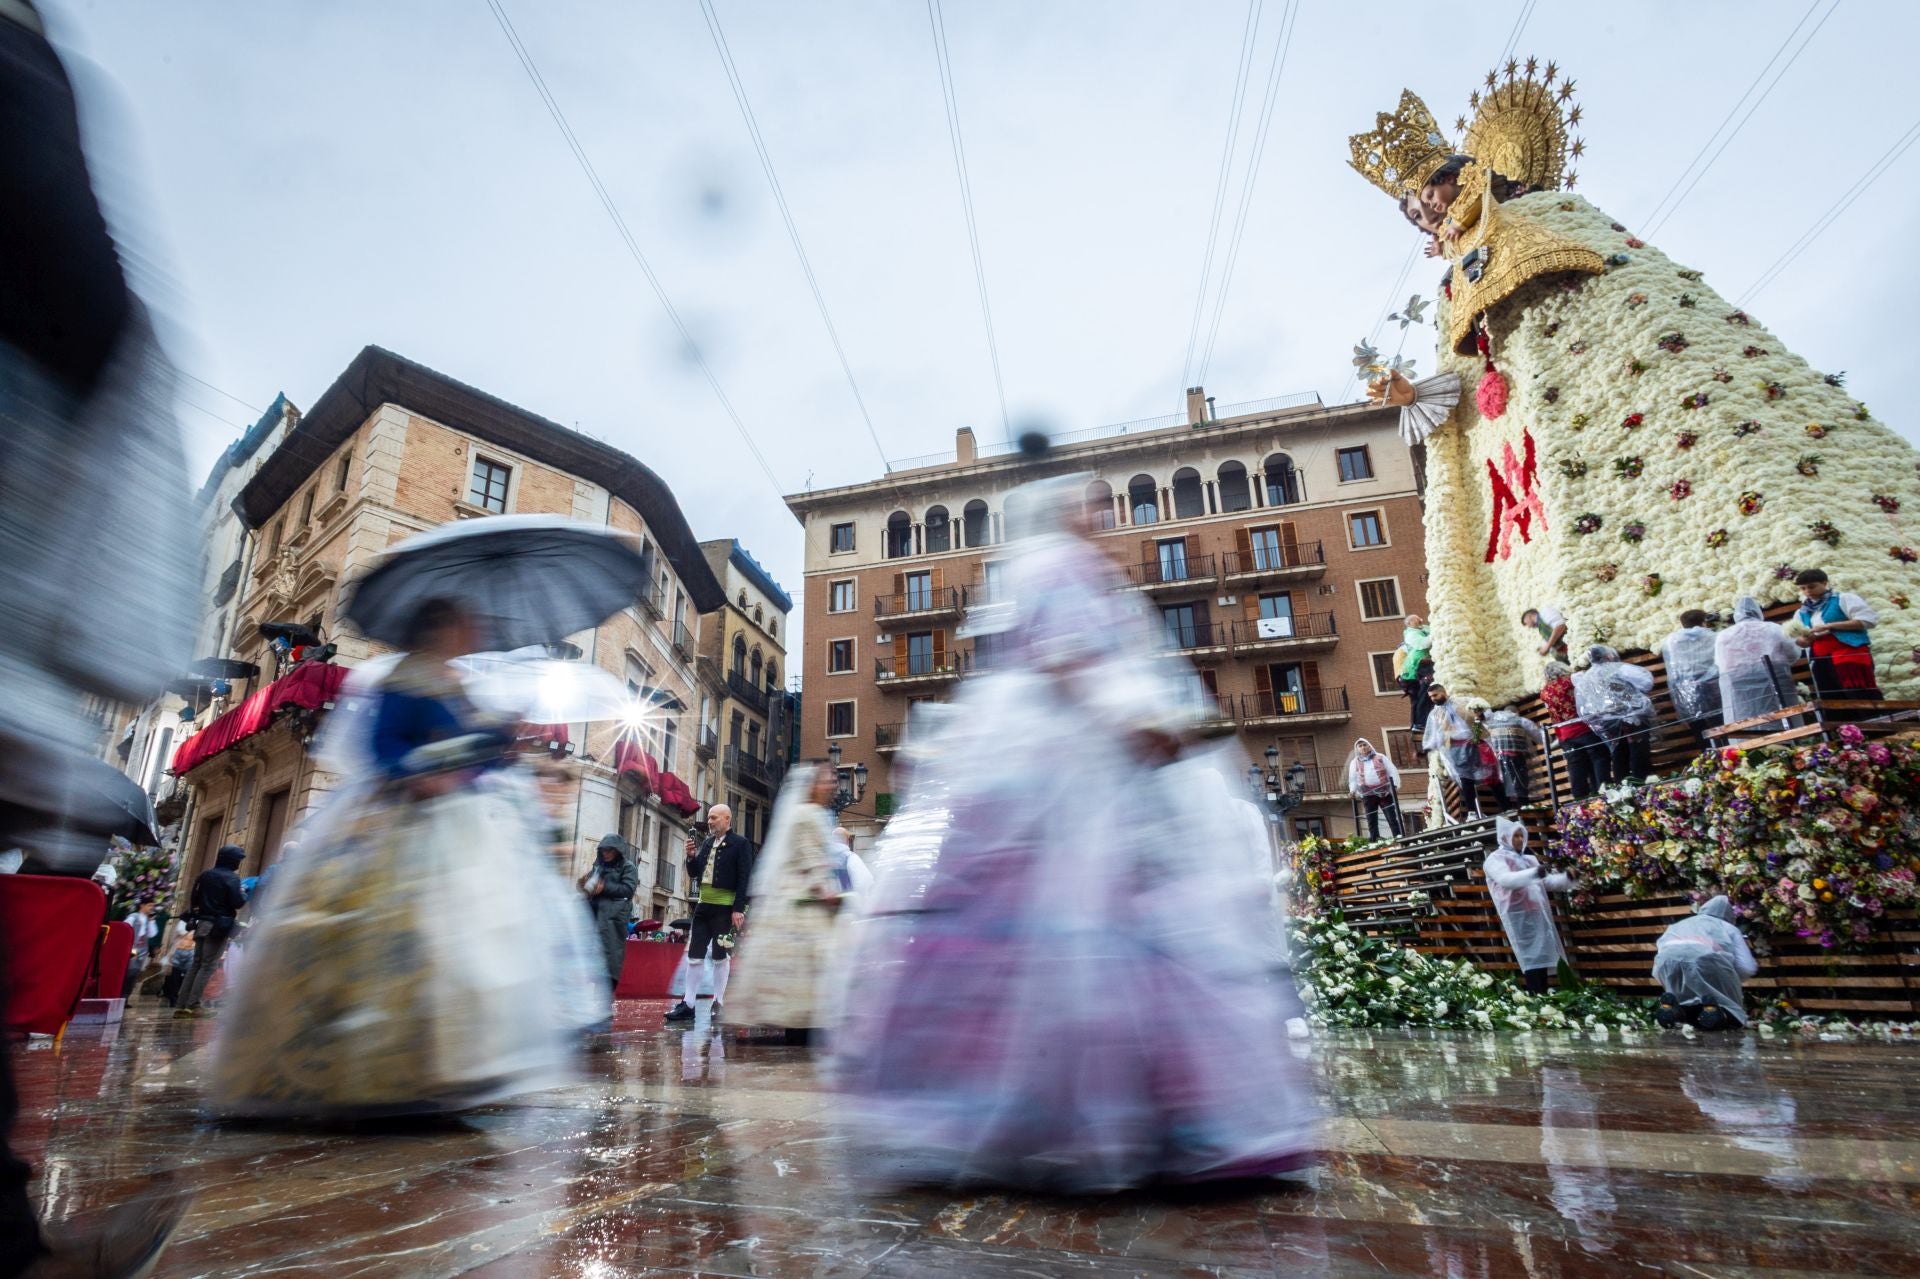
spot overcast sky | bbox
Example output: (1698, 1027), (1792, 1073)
(48, 0), (1920, 643)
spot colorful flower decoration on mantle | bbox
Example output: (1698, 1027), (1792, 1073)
(1678, 293), (1697, 308)
(1621, 412), (1644, 430)
(1760, 380), (1787, 401)
(1620, 521), (1647, 544)
(1873, 494), (1901, 514)
(1678, 268), (1702, 281)
(1657, 331), (1688, 354)
(1797, 455), (1823, 477)
(1643, 573), (1664, 596)
(1612, 456), (1645, 479)
(1705, 528), (1730, 549)
(1733, 419), (1763, 437)
(1742, 344), (1767, 358)
(1738, 491), (1765, 517)
(1670, 478), (1693, 501)
(1556, 457), (1588, 479)
(1773, 563), (1798, 582)
(1680, 390), (1711, 410)
(1676, 430), (1698, 450)
(1892, 546), (1919, 565)
(1809, 519), (1843, 547)
(1892, 592), (1912, 609)
(1710, 367), (1732, 383)
(1595, 562), (1619, 582)
(1626, 292), (1648, 308)
(1627, 358), (1649, 377)
(1574, 512), (1604, 535)
(1806, 422), (1832, 440)
(1726, 309), (1752, 325)
(1825, 371), (1847, 388)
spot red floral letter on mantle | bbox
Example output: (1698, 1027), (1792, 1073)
(1485, 430), (1548, 562)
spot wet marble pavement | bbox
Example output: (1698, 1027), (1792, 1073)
(13, 1003), (1920, 1278)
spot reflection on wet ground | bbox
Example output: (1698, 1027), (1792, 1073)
(15, 1001), (1920, 1277)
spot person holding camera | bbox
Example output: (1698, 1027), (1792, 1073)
(582, 834), (638, 990)
(173, 844), (246, 1017)
(664, 804), (752, 1023)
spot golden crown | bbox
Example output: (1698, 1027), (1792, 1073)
(1348, 89), (1455, 199)
(1456, 57), (1585, 191)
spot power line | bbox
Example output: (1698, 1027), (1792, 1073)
(481, 0), (786, 497)
(1642, 0), (1837, 238)
(1495, 0), (1537, 68)
(1180, 0), (1263, 387)
(696, 0), (891, 473)
(179, 371), (261, 416)
(1739, 114), (1920, 304)
(1330, 238), (1421, 407)
(926, 0), (1010, 442)
(1196, 0), (1300, 385)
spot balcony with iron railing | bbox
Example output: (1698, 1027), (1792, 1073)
(695, 724), (719, 760)
(1239, 685), (1351, 723)
(655, 859), (677, 892)
(671, 619), (694, 657)
(723, 743), (772, 794)
(875, 648), (971, 689)
(874, 585), (964, 630)
(635, 579), (665, 620)
(211, 558), (243, 607)
(875, 721), (905, 754)
(1192, 691), (1240, 730)
(1219, 539), (1326, 581)
(726, 670), (770, 714)
(1156, 619), (1232, 657)
(1118, 553), (1219, 595)
(1229, 610), (1338, 655)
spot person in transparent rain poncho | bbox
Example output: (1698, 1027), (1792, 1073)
(824, 464), (1316, 1193)
(1345, 738), (1402, 841)
(1715, 596), (1802, 728)
(1573, 646), (1656, 786)
(1482, 816), (1576, 994)
(207, 600), (605, 1119)
(1653, 895), (1757, 1031)
(1660, 609), (1722, 752)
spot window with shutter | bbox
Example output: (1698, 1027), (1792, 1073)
(1369, 652), (1400, 695)
(1357, 578), (1401, 620)
(1384, 728), (1421, 769)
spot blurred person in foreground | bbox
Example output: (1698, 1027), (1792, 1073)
(664, 805), (752, 1024)
(206, 599), (604, 1119)
(825, 449), (1316, 1192)
(1653, 896), (1756, 1032)
(1, 3), (197, 1270)
(726, 761), (843, 1044)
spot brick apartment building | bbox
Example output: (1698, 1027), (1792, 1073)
(166, 346), (724, 924)
(694, 538), (797, 846)
(786, 388), (1430, 842)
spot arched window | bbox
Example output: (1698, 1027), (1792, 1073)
(754, 605), (764, 626)
(737, 590), (748, 609)
(885, 510), (913, 559)
(924, 505), (951, 553)
(1263, 453), (1302, 506)
(1171, 467), (1204, 519)
(769, 618), (778, 638)
(750, 648), (763, 687)
(1084, 479), (1116, 530)
(1128, 474), (1159, 525)
(962, 499), (991, 547)
(1217, 461), (1251, 513)
(731, 633), (746, 678)
(766, 660), (779, 688)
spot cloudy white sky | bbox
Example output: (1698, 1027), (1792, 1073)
(48, 0), (1920, 630)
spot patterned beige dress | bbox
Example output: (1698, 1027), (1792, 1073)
(726, 801), (839, 1030)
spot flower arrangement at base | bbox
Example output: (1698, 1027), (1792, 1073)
(106, 839), (179, 918)
(1289, 914), (1650, 1033)
(1551, 738), (1920, 950)
(1290, 833), (1351, 917)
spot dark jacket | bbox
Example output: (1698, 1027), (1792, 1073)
(593, 851), (639, 905)
(190, 848), (247, 940)
(686, 831), (754, 910)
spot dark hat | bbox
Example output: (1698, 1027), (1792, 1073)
(215, 844), (246, 869)
(596, 833), (627, 854)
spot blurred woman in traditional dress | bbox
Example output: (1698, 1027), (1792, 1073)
(208, 599), (603, 1119)
(726, 761), (842, 1043)
(827, 454), (1316, 1192)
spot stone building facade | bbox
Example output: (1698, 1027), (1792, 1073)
(692, 539), (796, 846)
(786, 388), (1431, 841)
(168, 347), (723, 923)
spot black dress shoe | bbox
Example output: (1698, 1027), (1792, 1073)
(1655, 991), (1683, 1027)
(663, 1002), (695, 1023)
(1696, 1005), (1737, 1032)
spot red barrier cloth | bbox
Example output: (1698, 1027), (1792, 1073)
(171, 661), (348, 775)
(611, 739), (661, 788)
(656, 772), (701, 816)
(0, 875), (109, 1035)
(614, 939), (685, 998)
(87, 920), (134, 1000)
(520, 722), (570, 749)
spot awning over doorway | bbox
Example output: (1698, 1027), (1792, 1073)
(170, 662), (348, 776)
(611, 738), (702, 817)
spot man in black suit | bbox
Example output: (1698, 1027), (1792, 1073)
(664, 804), (752, 1023)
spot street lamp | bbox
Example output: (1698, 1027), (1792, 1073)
(826, 741), (868, 816)
(1247, 748), (1309, 822)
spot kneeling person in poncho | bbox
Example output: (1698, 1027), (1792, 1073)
(1653, 896), (1756, 1032)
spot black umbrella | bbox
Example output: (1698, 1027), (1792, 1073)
(187, 657), (260, 680)
(342, 515), (650, 652)
(258, 621), (324, 648)
(0, 737), (160, 845)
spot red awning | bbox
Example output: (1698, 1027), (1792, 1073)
(519, 723), (571, 750)
(656, 771), (701, 817)
(171, 662), (348, 775)
(611, 738), (661, 788)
